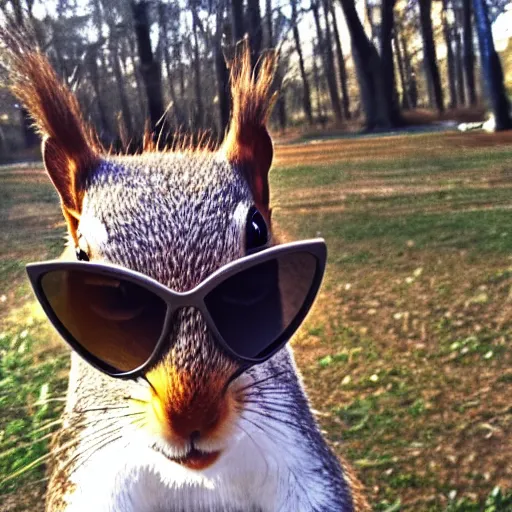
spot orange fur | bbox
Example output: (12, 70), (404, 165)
(145, 364), (236, 448)
(223, 42), (277, 222)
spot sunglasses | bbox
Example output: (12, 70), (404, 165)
(26, 239), (327, 379)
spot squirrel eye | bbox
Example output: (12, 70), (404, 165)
(245, 206), (268, 251)
(75, 247), (90, 262)
(76, 233), (90, 261)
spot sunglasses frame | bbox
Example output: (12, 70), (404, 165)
(26, 239), (327, 379)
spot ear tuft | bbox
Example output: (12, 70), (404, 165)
(223, 42), (277, 220)
(1, 29), (102, 242)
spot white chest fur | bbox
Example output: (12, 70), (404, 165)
(65, 416), (334, 512)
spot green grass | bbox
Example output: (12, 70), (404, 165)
(0, 328), (68, 494)
(2, 132), (512, 510)
(292, 209), (512, 255)
(0, 165), (68, 507)
(273, 143), (512, 190)
(272, 131), (512, 510)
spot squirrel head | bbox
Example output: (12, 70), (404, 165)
(6, 35), (278, 467)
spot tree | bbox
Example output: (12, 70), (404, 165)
(472, 0), (512, 130)
(312, 0), (342, 123)
(246, 0), (263, 70)
(380, 0), (401, 123)
(190, 3), (204, 130)
(104, 2), (134, 138)
(85, 41), (112, 138)
(290, 0), (313, 124)
(329, 0), (351, 119)
(462, 0), (477, 105)
(339, 0), (400, 130)
(1, 0), (39, 147)
(266, 1), (287, 132)
(157, 1), (180, 124)
(441, 0), (458, 108)
(230, 0), (245, 44)
(418, 0), (444, 113)
(393, 30), (410, 109)
(453, 5), (466, 105)
(131, 1), (165, 134)
(214, 0), (230, 134)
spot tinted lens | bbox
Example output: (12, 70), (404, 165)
(40, 269), (167, 373)
(204, 252), (318, 359)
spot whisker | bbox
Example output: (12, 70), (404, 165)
(241, 407), (298, 437)
(66, 417), (146, 477)
(234, 421), (271, 485)
(235, 370), (290, 394)
(70, 405), (132, 414)
(242, 398), (294, 410)
(64, 432), (124, 476)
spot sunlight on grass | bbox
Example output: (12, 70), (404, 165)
(273, 132), (512, 510)
(1, 134), (512, 510)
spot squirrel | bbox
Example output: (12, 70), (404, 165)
(3, 33), (369, 512)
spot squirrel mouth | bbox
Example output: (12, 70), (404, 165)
(170, 448), (221, 471)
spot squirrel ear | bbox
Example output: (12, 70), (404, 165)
(223, 44), (277, 222)
(3, 33), (101, 243)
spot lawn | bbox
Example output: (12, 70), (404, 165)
(272, 130), (512, 511)
(0, 130), (512, 510)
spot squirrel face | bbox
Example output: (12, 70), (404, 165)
(77, 152), (261, 466)
(5, 34), (278, 470)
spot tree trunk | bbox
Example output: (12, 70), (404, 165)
(173, 40), (186, 100)
(462, 0), (477, 105)
(312, 41), (324, 123)
(265, 0), (273, 47)
(191, 9), (204, 130)
(400, 32), (417, 108)
(157, 3), (179, 112)
(126, 35), (147, 123)
(453, 7), (466, 105)
(442, 0), (457, 108)
(87, 44), (111, 137)
(339, 0), (397, 130)
(131, 1), (164, 133)
(418, 0), (444, 113)
(472, 0), (512, 130)
(394, 32), (410, 109)
(264, 0), (286, 132)
(329, 0), (351, 119)
(246, 0), (263, 70)
(230, 0), (245, 44)
(291, 0), (313, 124)
(111, 41), (134, 138)
(380, 0), (401, 123)
(364, 0), (376, 45)
(215, 2), (230, 135)
(313, 0), (342, 123)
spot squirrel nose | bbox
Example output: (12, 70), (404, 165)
(190, 430), (201, 445)
(146, 364), (233, 445)
(168, 406), (222, 442)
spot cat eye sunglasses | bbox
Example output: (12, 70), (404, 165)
(26, 239), (327, 379)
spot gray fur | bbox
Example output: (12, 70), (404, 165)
(47, 149), (357, 511)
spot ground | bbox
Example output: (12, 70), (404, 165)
(0, 130), (511, 511)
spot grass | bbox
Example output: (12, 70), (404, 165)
(1, 130), (512, 510)
(271, 130), (512, 510)
(0, 165), (69, 511)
